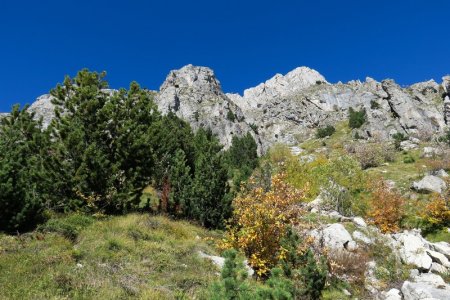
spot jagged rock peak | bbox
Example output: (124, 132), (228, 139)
(159, 64), (222, 96)
(243, 66), (328, 100)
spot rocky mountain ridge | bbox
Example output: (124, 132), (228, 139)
(5, 65), (450, 153)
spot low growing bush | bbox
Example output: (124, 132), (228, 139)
(316, 125), (336, 138)
(348, 108), (366, 129)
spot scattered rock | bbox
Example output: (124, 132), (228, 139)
(430, 242), (450, 259)
(401, 273), (450, 300)
(352, 230), (372, 244)
(400, 140), (419, 151)
(198, 251), (254, 277)
(289, 146), (304, 156)
(430, 262), (449, 275)
(352, 217), (367, 227)
(422, 147), (443, 158)
(382, 288), (402, 300)
(412, 175), (447, 194)
(431, 169), (449, 178)
(426, 249), (450, 267)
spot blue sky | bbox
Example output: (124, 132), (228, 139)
(1, 0), (449, 112)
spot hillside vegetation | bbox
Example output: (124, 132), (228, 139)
(0, 69), (449, 300)
(0, 214), (220, 299)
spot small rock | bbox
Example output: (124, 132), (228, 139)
(430, 241), (450, 259)
(400, 140), (418, 151)
(383, 288), (402, 300)
(76, 263), (83, 268)
(345, 240), (358, 252)
(432, 169), (449, 178)
(422, 146), (443, 158)
(352, 230), (372, 244)
(352, 217), (367, 227)
(342, 289), (351, 296)
(430, 262), (449, 275)
(426, 249), (450, 267)
(289, 146), (304, 156)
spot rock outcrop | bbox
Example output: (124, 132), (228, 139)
(154, 65), (260, 151)
(4, 66), (450, 154)
(28, 94), (55, 128)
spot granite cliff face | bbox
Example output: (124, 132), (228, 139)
(154, 64), (261, 151)
(6, 65), (450, 153)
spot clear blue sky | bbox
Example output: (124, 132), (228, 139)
(1, 0), (449, 112)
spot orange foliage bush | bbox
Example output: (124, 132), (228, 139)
(366, 179), (404, 233)
(220, 173), (306, 277)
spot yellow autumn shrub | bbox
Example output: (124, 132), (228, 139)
(421, 194), (450, 232)
(220, 173), (306, 277)
(366, 178), (404, 233)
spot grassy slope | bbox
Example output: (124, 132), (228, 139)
(0, 214), (221, 300)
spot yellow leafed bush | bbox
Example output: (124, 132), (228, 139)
(366, 178), (404, 233)
(221, 173), (306, 277)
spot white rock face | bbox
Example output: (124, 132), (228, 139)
(430, 242), (450, 259)
(243, 67), (328, 101)
(155, 65), (260, 151)
(28, 94), (55, 128)
(16, 65), (450, 154)
(401, 273), (450, 300)
(394, 232), (432, 271)
(412, 175), (447, 194)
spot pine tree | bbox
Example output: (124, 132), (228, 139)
(0, 105), (51, 232)
(191, 128), (230, 228)
(50, 70), (161, 213)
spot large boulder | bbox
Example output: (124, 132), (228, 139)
(430, 242), (450, 259)
(401, 273), (450, 300)
(310, 223), (354, 251)
(394, 232), (432, 271)
(412, 175), (447, 194)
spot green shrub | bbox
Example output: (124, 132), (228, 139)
(278, 228), (328, 299)
(348, 108), (366, 129)
(208, 249), (254, 299)
(392, 133), (407, 150)
(226, 110), (236, 122)
(403, 154), (415, 164)
(316, 125), (336, 138)
(370, 100), (381, 110)
(0, 106), (52, 232)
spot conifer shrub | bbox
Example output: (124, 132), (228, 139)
(316, 125), (336, 138)
(392, 132), (407, 150)
(348, 108), (366, 129)
(0, 105), (52, 232)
